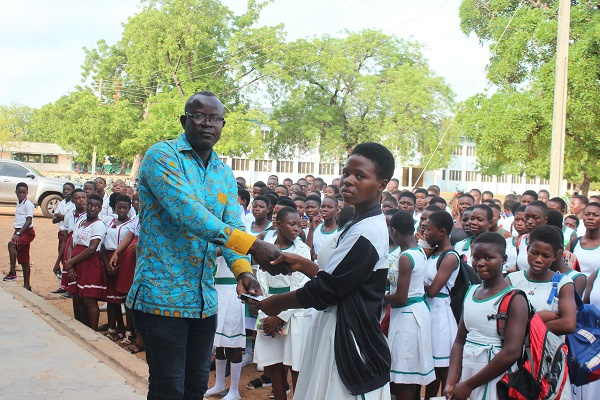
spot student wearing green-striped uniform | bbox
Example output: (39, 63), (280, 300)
(385, 211), (434, 399)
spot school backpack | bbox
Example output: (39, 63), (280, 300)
(437, 249), (481, 323)
(492, 289), (569, 400)
(564, 283), (600, 386)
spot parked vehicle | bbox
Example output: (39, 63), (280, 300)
(0, 160), (73, 218)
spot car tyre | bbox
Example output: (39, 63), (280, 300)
(41, 194), (63, 218)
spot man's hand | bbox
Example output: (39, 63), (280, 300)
(259, 296), (285, 317)
(269, 252), (319, 277)
(236, 272), (263, 297)
(248, 240), (291, 275)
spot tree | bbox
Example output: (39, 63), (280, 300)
(80, 0), (285, 177)
(264, 29), (458, 169)
(458, 0), (600, 194)
(0, 104), (35, 150)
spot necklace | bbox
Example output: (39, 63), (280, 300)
(526, 272), (544, 295)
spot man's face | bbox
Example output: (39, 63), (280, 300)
(470, 190), (481, 205)
(112, 180), (125, 193)
(482, 193), (493, 202)
(398, 196), (415, 214)
(94, 178), (106, 193)
(569, 198), (585, 215)
(306, 176), (314, 185)
(252, 186), (261, 198)
(538, 191), (549, 203)
(297, 179), (308, 193)
(63, 185), (74, 200)
(415, 193), (426, 210)
(305, 200), (320, 219)
(290, 184), (301, 195)
(521, 194), (536, 206)
(180, 95), (225, 154)
(236, 178), (246, 189)
(15, 186), (28, 202)
(547, 200), (564, 214)
(387, 180), (398, 192)
(267, 178), (278, 190)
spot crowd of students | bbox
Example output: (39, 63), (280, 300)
(3, 164), (600, 400)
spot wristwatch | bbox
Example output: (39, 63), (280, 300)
(16, 232), (21, 236)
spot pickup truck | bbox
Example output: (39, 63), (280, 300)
(0, 159), (72, 218)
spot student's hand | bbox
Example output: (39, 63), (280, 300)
(249, 240), (291, 275)
(236, 272), (263, 297)
(443, 383), (455, 399)
(270, 252), (312, 275)
(536, 310), (560, 322)
(262, 316), (283, 337)
(52, 263), (60, 276)
(109, 253), (119, 268)
(65, 262), (77, 280)
(300, 218), (309, 229)
(11, 234), (20, 244)
(310, 215), (323, 229)
(258, 295), (285, 317)
(450, 381), (473, 400)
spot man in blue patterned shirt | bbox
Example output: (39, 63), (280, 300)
(127, 91), (285, 399)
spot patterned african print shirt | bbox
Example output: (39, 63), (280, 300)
(126, 133), (255, 318)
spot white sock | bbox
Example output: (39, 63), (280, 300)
(223, 361), (242, 399)
(205, 359), (226, 394)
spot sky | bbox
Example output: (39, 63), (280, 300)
(0, 0), (491, 108)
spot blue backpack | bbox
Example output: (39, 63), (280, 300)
(565, 287), (600, 386)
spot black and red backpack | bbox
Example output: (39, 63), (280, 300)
(490, 289), (569, 400)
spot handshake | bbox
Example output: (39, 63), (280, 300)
(248, 239), (292, 276)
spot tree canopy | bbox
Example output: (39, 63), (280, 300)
(458, 0), (600, 193)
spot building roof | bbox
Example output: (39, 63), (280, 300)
(2, 141), (76, 156)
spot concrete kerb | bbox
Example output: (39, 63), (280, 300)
(1, 283), (149, 395)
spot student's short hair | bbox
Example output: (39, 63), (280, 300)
(429, 196), (447, 208)
(473, 231), (507, 254)
(391, 189), (403, 196)
(590, 196), (600, 203)
(305, 194), (322, 206)
(458, 193), (475, 202)
(470, 188), (482, 195)
(95, 177), (106, 184)
(390, 211), (414, 235)
(116, 195), (132, 206)
(264, 192), (279, 206)
(253, 196), (269, 207)
(297, 178), (308, 184)
(63, 182), (75, 190)
(565, 215), (579, 228)
(526, 200), (548, 216)
(16, 182), (28, 190)
(275, 184), (289, 194)
(522, 190), (538, 200)
(283, 178), (293, 184)
(514, 204), (527, 215)
(253, 181), (266, 188)
(482, 190), (493, 198)
(312, 177), (325, 189)
(349, 142), (395, 181)
(276, 206), (299, 222)
(384, 209), (400, 217)
(87, 193), (103, 203)
(464, 205), (476, 213)
(548, 197), (567, 213)
(383, 191), (393, 198)
(276, 197), (296, 209)
(390, 178), (400, 184)
(482, 199), (495, 205)
(71, 188), (85, 196)
(238, 189), (250, 205)
(488, 202), (501, 213)
(539, 189), (550, 197)
(305, 174), (314, 179)
(326, 184), (340, 194)
(294, 192), (307, 199)
(322, 196), (338, 206)
(547, 210), (564, 230)
(573, 195), (589, 205)
(334, 193), (344, 200)
(427, 211), (453, 234)
(415, 188), (428, 197)
(505, 193), (518, 201)
(473, 204), (493, 221)
(84, 181), (97, 189)
(503, 199), (516, 212)
(109, 192), (121, 209)
(293, 197), (306, 204)
(427, 185), (441, 195)
(425, 205), (442, 213)
(337, 206), (355, 228)
(586, 202), (600, 211)
(398, 191), (416, 203)
(529, 225), (563, 253)
(382, 196), (398, 206)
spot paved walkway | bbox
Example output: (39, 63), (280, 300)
(0, 285), (146, 399)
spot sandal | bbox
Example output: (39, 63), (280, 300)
(121, 331), (134, 345)
(106, 329), (123, 341)
(127, 343), (144, 354)
(246, 374), (272, 389)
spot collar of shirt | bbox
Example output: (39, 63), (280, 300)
(173, 133), (221, 169)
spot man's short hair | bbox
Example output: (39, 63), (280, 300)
(427, 185), (441, 195)
(87, 193), (103, 203)
(16, 182), (28, 191)
(398, 191), (416, 203)
(573, 195), (589, 205)
(470, 188), (482, 196)
(430, 196), (447, 208)
(350, 142), (395, 181)
(548, 197), (567, 213)
(522, 190), (538, 200)
(482, 190), (493, 198)
(253, 181), (266, 188)
(305, 194), (322, 206)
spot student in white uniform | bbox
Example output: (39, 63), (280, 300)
(385, 211), (434, 398)
(51, 182), (75, 294)
(570, 202), (600, 278)
(307, 196), (338, 260)
(454, 204), (493, 265)
(423, 210), (460, 399)
(253, 206), (313, 400)
(506, 225), (577, 399)
(582, 265), (600, 399)
(504, 205), (528, 274)
(259, 143), (395, 400)
(445, 232), (529, 400)
(515, 201), (549, 271)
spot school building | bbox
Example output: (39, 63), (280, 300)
(0, 142), (76, 173)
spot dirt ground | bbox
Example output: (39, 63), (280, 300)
(0, 207), (282, 400)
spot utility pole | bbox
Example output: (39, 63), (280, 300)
(549, 0), (571, 197)
(91, 78), (103, 174)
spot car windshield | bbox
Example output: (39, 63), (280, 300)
(28, 165), (43, 176)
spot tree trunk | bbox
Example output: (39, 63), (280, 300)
(130, 153), (144, 180)
(580, 170), (591, 197)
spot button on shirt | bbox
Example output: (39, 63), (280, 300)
(15, 199), (34, 229)
(126, 133), (256, 319)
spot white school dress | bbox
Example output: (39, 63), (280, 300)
(515, 234), (529, 271)
(506, 270), (575, 400)
(212, 256), (246, 348)
(461, 284), (513, 400)
(454, 237), (473, 265)
(293, 213), (390, 400)
(243, 220), (271, 329)
(563, 226), (576, 248)
(505, 237), (518, 273)
(254, 239), (312, 371)
(572, 240), (600, 278)
(425, 251), (460, 367)
(56, 199), (75, 232)
(312, 223), (338, 256)
(387, 247), (435, 385)
(576, 270), (600, 399)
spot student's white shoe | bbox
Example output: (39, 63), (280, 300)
(240, 354), (253, 367)
(203, 386), (227, 398)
